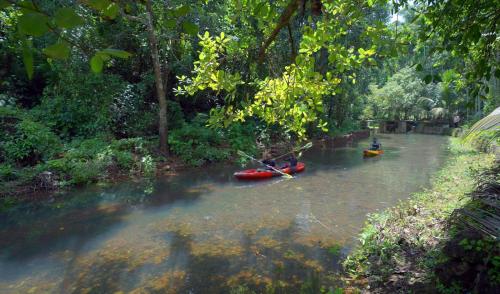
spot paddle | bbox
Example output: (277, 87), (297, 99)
(272, 142), (313, 161)
(237, 150), (294, 179)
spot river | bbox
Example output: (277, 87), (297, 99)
(0, 134), (449, 293)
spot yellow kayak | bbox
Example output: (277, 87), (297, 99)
(363, 149), (384, 157)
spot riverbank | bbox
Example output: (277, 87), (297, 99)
(1, 134), (451, 293)
(0, 126), (370, 201)
(342, 138), (499, 293)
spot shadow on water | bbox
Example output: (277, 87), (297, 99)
(0, 203), (126, 261)
(0, 134), (436, 262)
(65, 220), (344, 294)
(0, 134), (449, 292)
(0, 176), (214, 261)
(0, 137), (378, 260)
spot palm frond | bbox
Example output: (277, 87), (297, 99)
(463, 107), (500, 143)
(430, 107), (447, 119)
(417, 97), (435, 109)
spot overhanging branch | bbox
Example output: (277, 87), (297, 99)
(257, 0), (300, 63)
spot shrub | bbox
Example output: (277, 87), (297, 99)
(43, 137), (156, 185)
(0, 164), (17, 181)
(471, 129), (499, 152)
(114, 151), (135, 170)
(225, 122), (257, 156)
(167, 100), (185, 129)
(327, 118), (361, 137)
(33, 71), (127, 138)
(110, 82), (158, 137)
(0, 116), (62, 165)
(44, 138), (110, 185)
(110, 81), (184, 138)
(169, 115), (230, 166)
(67, 160), (106, 185)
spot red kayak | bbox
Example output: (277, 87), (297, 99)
(234, 162), (305, 180)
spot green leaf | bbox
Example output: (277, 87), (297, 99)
(43, 42), (70, 59)
(87, 0), (112, 11)
(470, 25), (481, 42)
(174, 5), (190, 17)
(100, 48), (132, 58)
(415, 63), (423, 71)
(423, 74), (432, 84)
(22, 38), (34, 79)
(97, 52), (110, 61)
(253, 3), (269, 18)
(124, 3), (132, 14)
(18, 13), (49, 36)
(103, 3), (119, 19)
(18, 0), (35, 13)
(258, 3), (270, 18)
(90, 54), (103, 73)
(165, 19), (176, 29)
(433, 74), (442, 83)
(54, 7), (84, 29)
(0, 0), (11, 9)
(182, 21), (198, 35)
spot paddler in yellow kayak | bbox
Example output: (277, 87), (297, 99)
(370, 138), (381, 151)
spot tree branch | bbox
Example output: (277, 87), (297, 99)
(257, 0), (300, 63)
(287, 23), (296, 63)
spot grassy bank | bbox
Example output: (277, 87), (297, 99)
(342, 138), (499, 293)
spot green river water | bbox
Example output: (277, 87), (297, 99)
(0, 134), (449, 293)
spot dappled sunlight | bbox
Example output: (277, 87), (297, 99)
(0, 134), (450, 293)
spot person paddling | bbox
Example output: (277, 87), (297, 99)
(282, 152), (298, 173)
(261, 149), (276, 170)
(370, 138), (381, 151)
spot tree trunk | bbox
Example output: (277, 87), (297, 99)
(257, 0), (300, 63)
(286, 24), (296, 62)
(145, 0), (168, 155)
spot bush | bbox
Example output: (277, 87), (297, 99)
(33, 71), (127, 138)
(110, 81), (160, 138)
(66, 160), (107, 185)
(0, 115), (62, 165)
(225, 122), (257, 156)
(43, 137), (156, 185)
(471, 129), (499, 152)
(328, 118), (361, 137)
(169, 115), (230, 166)
(167, 100), (185, 129)
(0, 164), (17, 181)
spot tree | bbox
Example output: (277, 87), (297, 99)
(144, 0), (168, 154)
(177, 0), (390, 140)
(365, 67), (440, 120)
(0, 0), (202, 155)
(396, 0), (499, 97)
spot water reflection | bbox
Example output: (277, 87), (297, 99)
(0, 134), (448, 293)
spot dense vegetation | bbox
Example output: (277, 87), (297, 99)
(0, 0), (498, 194)
(0, 1), (499, 293)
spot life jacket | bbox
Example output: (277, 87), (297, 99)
(262, 159), (276, 167)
